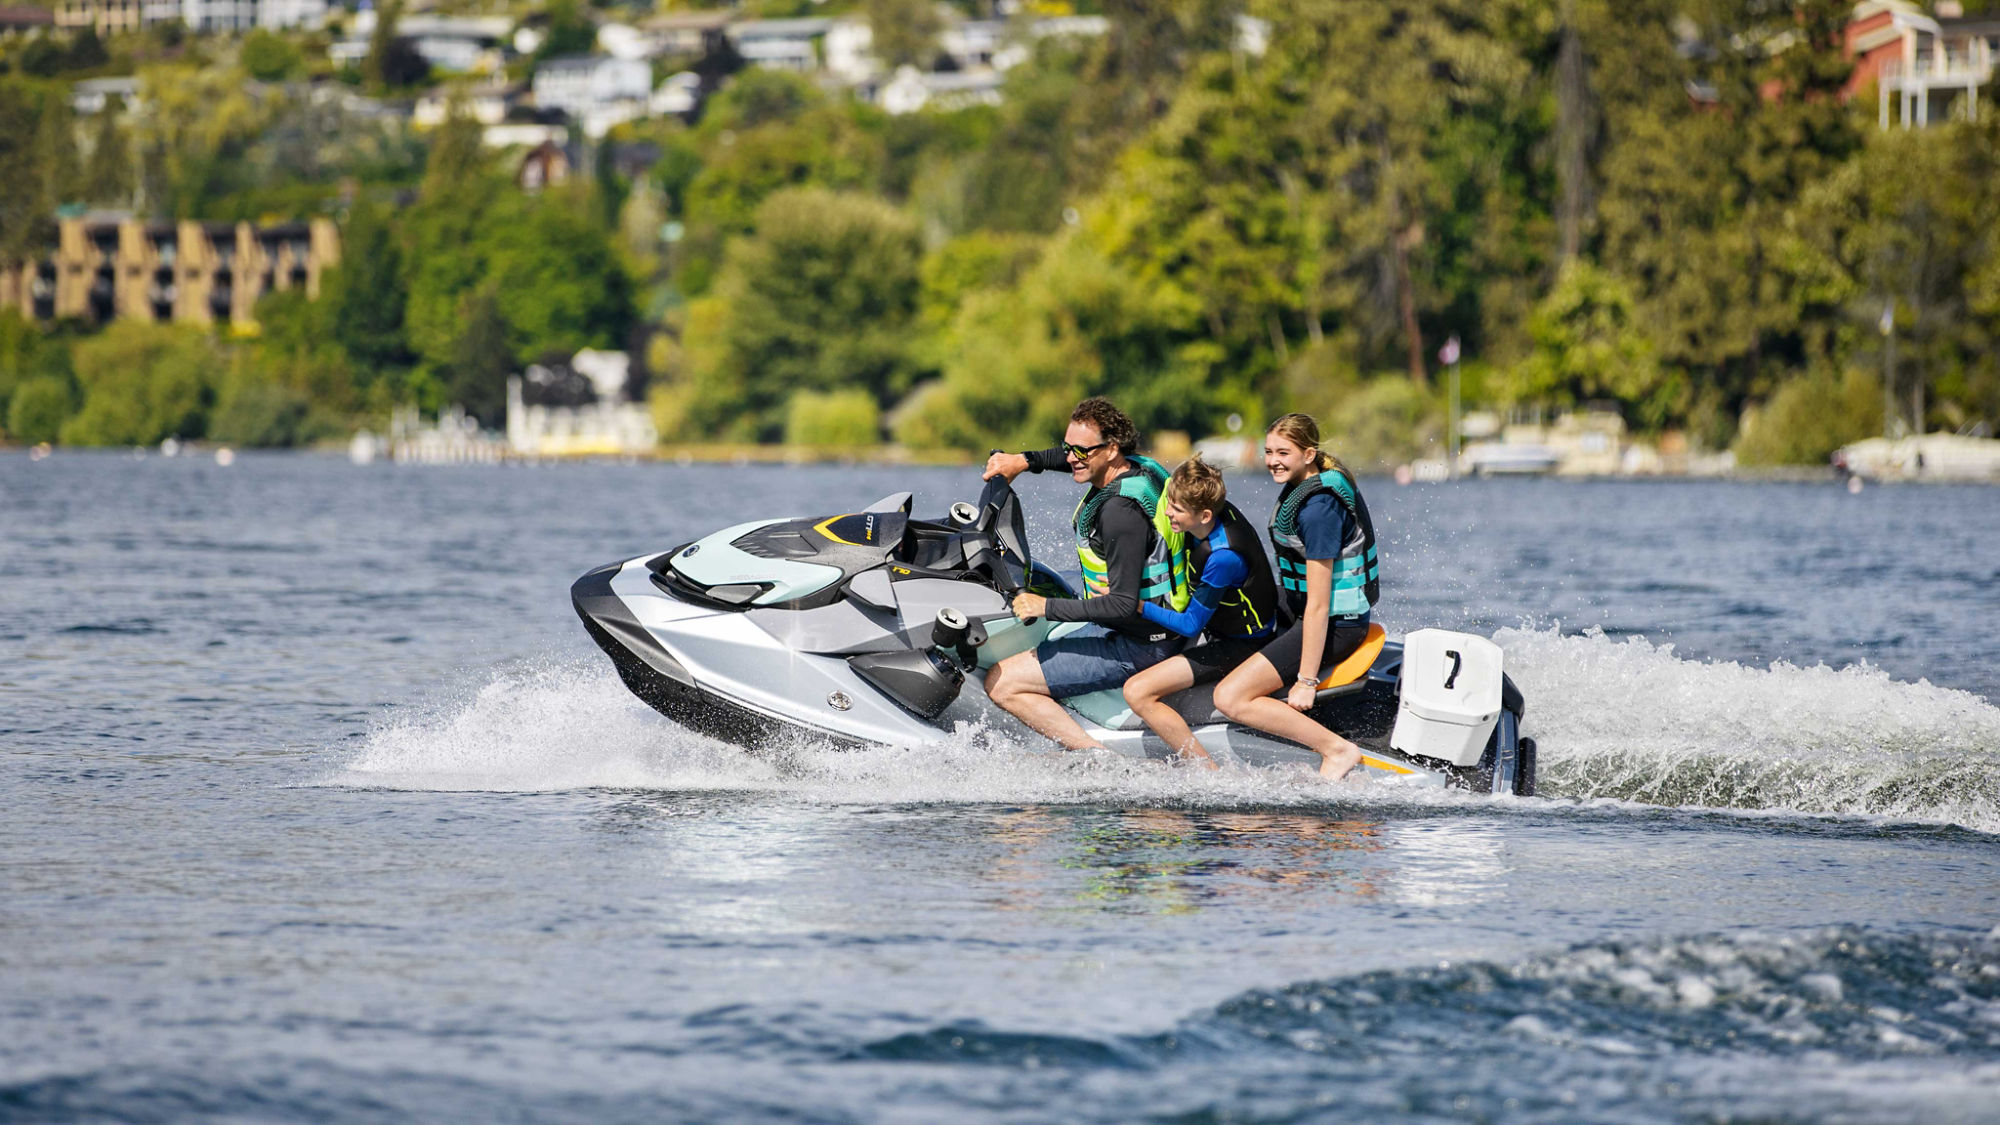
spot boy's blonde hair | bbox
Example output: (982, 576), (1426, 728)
(1167, 453), (1226, 517)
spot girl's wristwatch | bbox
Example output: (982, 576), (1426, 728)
(1296, 674), (1321, 688)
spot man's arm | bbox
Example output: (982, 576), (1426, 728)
(1140, 549), (1248, 638)
(1044, 498), (1147, 623)
(982, 448), (1071, 481)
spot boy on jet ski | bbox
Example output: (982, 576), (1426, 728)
(1118, 453), (1280, 770)
(979, 398), (1187, 751)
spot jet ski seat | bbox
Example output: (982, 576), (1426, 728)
(1065, 623), (1389, 733)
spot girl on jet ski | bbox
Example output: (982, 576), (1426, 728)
(1211, 414), (1382, 780)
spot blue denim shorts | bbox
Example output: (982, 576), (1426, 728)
(1035, 624), (1184, 699)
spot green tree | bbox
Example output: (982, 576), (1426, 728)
(1505, 260), (1678, 427)
(481, 194), (633, 364)
(325, 202), (411, 374)
(445, 285), (515, 426)
(241, 29), (304, 82)
(61, 322), (220, 446)
(685, 188), (926, 439)
(1786, 123), (2000, 438)
(33, 87), (80, 213)
(865, 0), (944, 70)
(82, 97), (133, 207)
(0, 83), (55, 262)
(895, 233), (1210, 451)
(1733, 366), (1881, 465)
(7, 376), (74, 444)
(785, 388), (881, 447)
(420, 102), (487, 202)
(535, 0), (598, 61)
(67, 29), (108, 72)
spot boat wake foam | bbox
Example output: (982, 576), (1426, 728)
(321, 629), (2000, 833)
(1496, 626), (2000, 834)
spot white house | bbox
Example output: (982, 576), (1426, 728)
(180, 0), (255, 31)
(823, 18), (877, 83)
(651, 71), (701, 118)
(729, 18), (830, 71)
(533, 55), (653, 138)
(877, 64), (1003, 115)
(254, 0), (323, 30)
(331, 13), (511, 74)
(413, 80), (520, 128)
(942, 19), (1006, 68)
(70, 76), (141, 115)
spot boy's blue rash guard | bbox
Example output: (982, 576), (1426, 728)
(1139, 548), (1250, 638)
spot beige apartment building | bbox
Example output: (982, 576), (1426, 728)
(0, 216), (341, 328)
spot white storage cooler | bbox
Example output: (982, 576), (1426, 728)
(1390, 629), (1504, 767)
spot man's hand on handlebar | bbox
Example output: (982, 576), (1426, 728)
(982, 452), (1029, 482)
(1011, 592), (1047, 621)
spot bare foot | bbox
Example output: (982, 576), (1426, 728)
(1176, 751), (1222, 771)
(1318, 744), (1363, 781)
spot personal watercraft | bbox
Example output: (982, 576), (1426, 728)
(572, 478), (1536, 794)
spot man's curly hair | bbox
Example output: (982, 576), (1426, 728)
(1070, 397), (1138, 455)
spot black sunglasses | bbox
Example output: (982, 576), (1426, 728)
(1063, 440), (1111, 460)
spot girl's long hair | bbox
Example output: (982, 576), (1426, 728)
(1265, 412), (1345, 475)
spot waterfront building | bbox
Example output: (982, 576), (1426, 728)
(507, 350), (657, 458)
(0, 216), (339, 329)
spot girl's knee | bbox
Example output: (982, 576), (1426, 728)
(1213, 683), (1249, 721)
(1121, 679), (1153, 709)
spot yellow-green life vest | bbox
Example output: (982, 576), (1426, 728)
(1072, 455), (1190, 612)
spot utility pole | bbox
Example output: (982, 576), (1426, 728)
(1879, 302), (1896, 438)
(1440, 335), (1462, 477)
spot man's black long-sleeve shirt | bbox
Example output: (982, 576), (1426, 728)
(1022, 448), (1158, 638)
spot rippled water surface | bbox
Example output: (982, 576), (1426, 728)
(4, 453), (1999, 1123)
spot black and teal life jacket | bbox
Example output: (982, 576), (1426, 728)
(1269, 465), (1379, 620)
(1072, 455), (1189, 613)
(1187, 501), (1278, 640)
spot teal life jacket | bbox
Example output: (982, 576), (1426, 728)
(1185, 501), (1278, 639)
(1072, 455), (1188, 612)
(1268, 465), (1380, 620)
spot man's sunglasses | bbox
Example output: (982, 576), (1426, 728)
(1063, 440), (1111, 460)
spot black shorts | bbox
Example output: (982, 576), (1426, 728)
(1179, 634), (1270, 685)
(1254, 618), (1373, 683)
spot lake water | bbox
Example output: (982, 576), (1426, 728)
(4, 453), (1998, 1123)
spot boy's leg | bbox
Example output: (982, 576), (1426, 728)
(1121, 656), (1215, 768)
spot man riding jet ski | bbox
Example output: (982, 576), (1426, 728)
(570, 476), (1537, 795)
